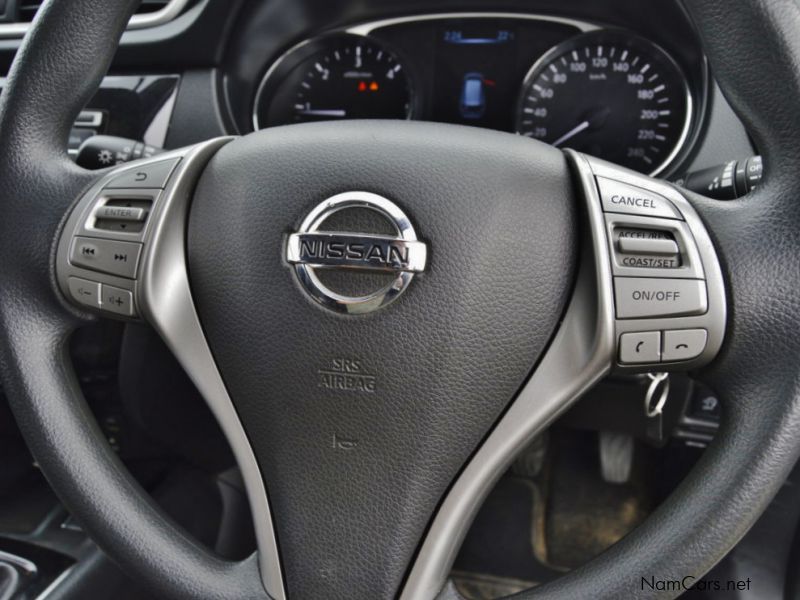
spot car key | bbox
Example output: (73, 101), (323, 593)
(644, 372), (670, 443)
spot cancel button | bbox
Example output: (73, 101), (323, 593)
(615, 277), (707, 319)
(598, 177), (682, 220)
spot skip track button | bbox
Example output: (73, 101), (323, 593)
(69, 237), (142, 279)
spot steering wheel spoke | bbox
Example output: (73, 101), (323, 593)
(577, 152), (727, 373)
(54, 138), (285, 599)
(406, 150), (728, 599)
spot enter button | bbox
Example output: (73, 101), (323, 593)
(615, 277), (707, 319)
(663, 329), (707, 362)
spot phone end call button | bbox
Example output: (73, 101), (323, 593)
(620, 331), (661, 364)
(663, 329), (707, 362)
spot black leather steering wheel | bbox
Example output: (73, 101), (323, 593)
(1, 1), (799, 599)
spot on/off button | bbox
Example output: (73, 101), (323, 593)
(615, 277), (708, 319)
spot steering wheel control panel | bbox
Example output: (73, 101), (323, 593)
(577, 154), (726, 372)
(56, 156), (183, 319)
(56, 142), (725, 377)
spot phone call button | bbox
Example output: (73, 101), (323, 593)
(619, 331), (661, 364)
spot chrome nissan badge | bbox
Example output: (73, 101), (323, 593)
(286, 191), (427, 314)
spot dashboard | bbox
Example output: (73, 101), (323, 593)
(245, 13), (707, 177)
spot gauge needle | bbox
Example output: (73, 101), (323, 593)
(297, 108), (347, 117)
(552, 120), (590, 147)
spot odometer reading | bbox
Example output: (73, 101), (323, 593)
(515, 31), (691, 175)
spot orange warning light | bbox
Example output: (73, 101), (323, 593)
(369, 81), (379, 91)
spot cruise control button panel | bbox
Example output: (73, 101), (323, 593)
(56, 155), (183, 319)
(582, 155), (726, 372)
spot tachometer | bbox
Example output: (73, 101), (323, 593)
(515, 31), (691, 175)
(253, 35), (414, 129)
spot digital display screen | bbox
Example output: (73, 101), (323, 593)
(367, 17), (582, 133)
(442, 29), (514, 45)
(432, 24), (519, 130)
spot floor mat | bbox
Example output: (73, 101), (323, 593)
(452, 430), (655, 598)
(453, 476), (563, 586)
(544, 430), (652, 569)
(451, 570), (537, 600)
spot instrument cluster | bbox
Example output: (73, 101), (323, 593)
(252, 14), (704, 176)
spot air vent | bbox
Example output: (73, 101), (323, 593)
(20, 0), (171, 22)
(136, 0), (173, 15)
(3, 0), (191, 36)
(18, 3), (41, 23)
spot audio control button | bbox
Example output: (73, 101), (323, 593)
(67, 277), (100, 308)
(105, 158), (179, 189)
(69, 236), (142, 279)
(100, 284), (135, 317)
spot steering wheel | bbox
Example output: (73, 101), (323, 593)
(1, 0), (797, 598)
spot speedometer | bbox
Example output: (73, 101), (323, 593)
(515, 31), (691, 175)
(253, 34), (414, 129)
